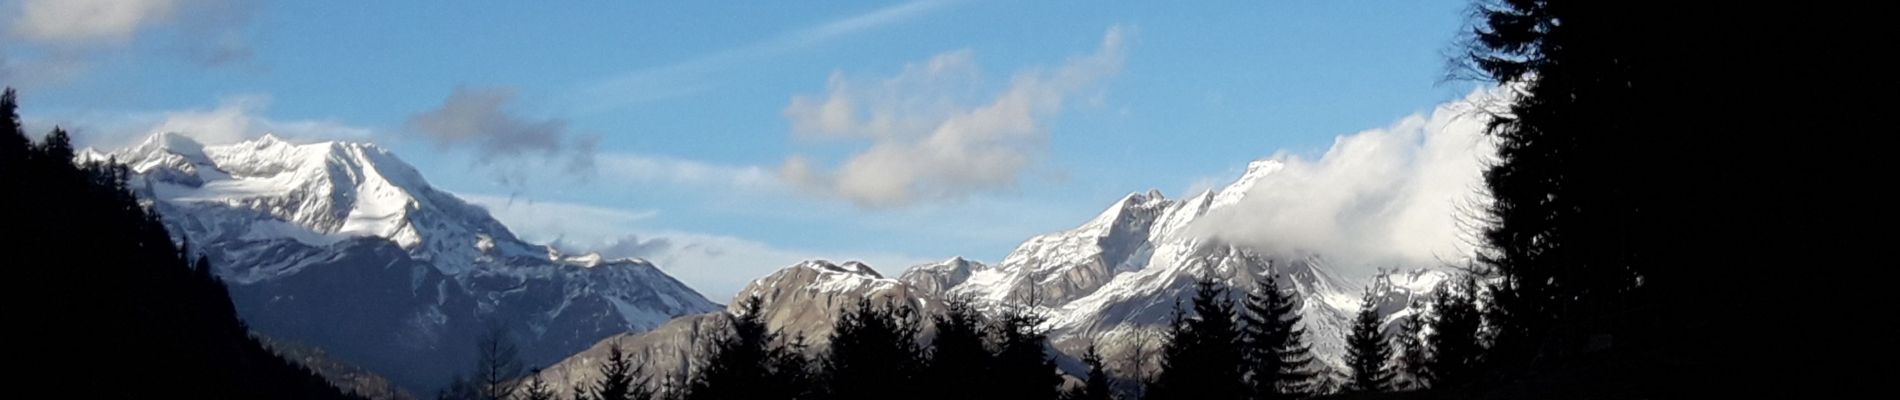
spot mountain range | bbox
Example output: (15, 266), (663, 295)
(81, 133), (721, 392)
(86, 132), (1447, 394)
(535, 163), (1449, 393)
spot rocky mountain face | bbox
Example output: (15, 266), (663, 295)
(536, 260), (930, 396)
(539, 158), (1450, 393)
(900, 160), (1449, 374)
(89, 131), (1450, 393)
(82, 133), (722, 392)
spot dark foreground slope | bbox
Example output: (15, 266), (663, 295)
(2, 88), (363, 399)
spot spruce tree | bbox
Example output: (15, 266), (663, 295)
(517, 370), (556, 400)
(591, 341), (651, 400)
(686, 296), (781, 400)
(0, 89), (24, 169)
(923, 296), (992, 400)
(1240, 274), (1316, 399)
(1393, 302), (1431, 390)
(1147, 276), (1247, 400)
(990, 306), (1061, 400)
(1462, 0), (1709, 370)
(1425, 276), (1483, 388)
(1343, 288), (1393, 393)
(767, 334), (815, 400)
(1077, 345), (1114, 400)
(823, 297), (922, 400)
(1450, 1), (1803, 394)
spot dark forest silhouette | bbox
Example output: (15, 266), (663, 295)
(4, 88), (365, 399)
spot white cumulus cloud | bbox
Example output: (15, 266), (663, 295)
(780, 26), (1127, 208)
(3, 0), (256, 73)
(8, 0), (178, 44)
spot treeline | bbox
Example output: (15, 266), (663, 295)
(446, 271), (1498, 400)
(440, 295), (1074, 400)
(1140, 274), (1490, 399)
(3, 89), (366, 399)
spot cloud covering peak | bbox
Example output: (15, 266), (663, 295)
(1190, 88), (1502, 273)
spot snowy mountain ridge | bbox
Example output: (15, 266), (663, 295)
(539, 156), (1446, 390)
(913, 156), (1444, 372)
(86, 133), (550, 274)
(82, 132), (721, 392)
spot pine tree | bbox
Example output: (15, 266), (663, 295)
(1240, 274), (1316, 399)
(1425, 276), (1483, 388)
(823, 297), (922, 400)
(766, 334), (815, 400)
(1147, 275), (1247, 400)
(517, 370), (557, 400)
(592, 341), (651, 400)
(1393, 302), (1431, 390)
(1076, 345), (1114, 400)
(990, 305), (1061, 400)
(1450, 0), (1801, 395)
(1463, 0), (1661, 369)
(0, 89), (25, 170)
(923, 296), (992, 400)
(686, 296), (783, 400)
(1148, 301), (1191, 400)
(41, 126), (73, 162)
(1343, 288), (1393, 393)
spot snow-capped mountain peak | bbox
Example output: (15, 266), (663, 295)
(546, 153), (1447, 391)
(892, 155), (1440, 372)
(802, 260), (882, 278)
(899, 257), (987, 297)
(87, 132), (721, 391)
(95, 133), (544, 274)
(783, 260), (900, 293)
(1210, 159), (1284, 209)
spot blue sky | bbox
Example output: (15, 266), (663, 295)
(4, 0), (1484, 298)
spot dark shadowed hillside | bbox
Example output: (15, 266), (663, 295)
(3, 88), (366, 399)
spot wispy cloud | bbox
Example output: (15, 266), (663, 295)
(778, 0), (953, 48)
(406, 86), (600, 185)
(553, 234), (674, 261)
(781, 26), (1128, 208)
(570, 0), (959, 114)
(595, 152), (783, 192)
(462, 194), (661, 241)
